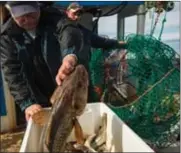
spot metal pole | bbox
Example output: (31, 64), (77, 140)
(117, 12), (125, 40)
(137, 4), (146, 34)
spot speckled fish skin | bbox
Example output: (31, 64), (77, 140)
(41, 65), (89, 153)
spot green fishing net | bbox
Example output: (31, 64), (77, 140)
(89, 34), (180, 149)
(89, 48), (105, 101)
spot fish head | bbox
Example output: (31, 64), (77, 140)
(70, 64), (89, 86)
(70, 65), (89, 116)
(52, 64), (89, 116)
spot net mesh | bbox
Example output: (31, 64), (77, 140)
(89, 48), (105, 101)
(89, 34), (180, 149)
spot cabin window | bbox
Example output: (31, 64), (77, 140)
(98, 14), (117, 39)
(124, 15), (137, 36)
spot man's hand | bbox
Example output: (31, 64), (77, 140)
(119, 41), (127, 45)
(25, 104), (42, 121)
(56, 54), (77, 86)
(118, 41), (127, 49)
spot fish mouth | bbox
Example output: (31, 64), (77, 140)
(76, 66), (89, 86)
(76, 65), (88, 76)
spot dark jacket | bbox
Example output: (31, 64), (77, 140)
(58, 18), (127, 70)
(0, 8), (126, 112)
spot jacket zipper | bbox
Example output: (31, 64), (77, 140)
(42, 31), (56, 85)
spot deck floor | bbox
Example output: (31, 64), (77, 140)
(0, 128), (25, 152)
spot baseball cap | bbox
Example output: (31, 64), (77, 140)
(5, 1), (40, 18)
(67, 2), (83, 13)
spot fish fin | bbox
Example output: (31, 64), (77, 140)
(93, 113), (107, 147)
(84, 134), (97, 152)
(73, 117), (85, 144)
(73, 143), (94, 152)
(32, 110), (51, 126)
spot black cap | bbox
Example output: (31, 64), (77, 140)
(67, 2), (83, 12)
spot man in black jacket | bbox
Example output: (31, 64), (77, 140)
(56, 2), (127, 85)
(0, 1), (127, 121)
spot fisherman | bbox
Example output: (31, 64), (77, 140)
(66, 2), (83, 21)
(57, 2), (128, 100)
(0, 1), (127, 122)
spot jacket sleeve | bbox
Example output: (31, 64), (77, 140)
(0, 35), (37, 112)
(90, 33), (127, 49)
(58, 25), (82, 60)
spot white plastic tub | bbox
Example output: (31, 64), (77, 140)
(20, 103), (154, 152)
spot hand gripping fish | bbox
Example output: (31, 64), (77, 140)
(32, 64), (89, 152)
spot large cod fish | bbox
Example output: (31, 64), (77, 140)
(32, 64), (89, 152)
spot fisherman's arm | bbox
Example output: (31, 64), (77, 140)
(90, 32), (127, 50)
(56, 26), (82, 85)
(0, 35), (41, 120)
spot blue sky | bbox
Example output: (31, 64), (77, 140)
(98, 2), (180, 42)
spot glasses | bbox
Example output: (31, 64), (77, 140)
(73, 10), (83, 16)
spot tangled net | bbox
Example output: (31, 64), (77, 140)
(89, 48), (105, 101)
(89, 34), (180, 149)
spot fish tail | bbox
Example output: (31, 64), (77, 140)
(73, 117), (85, 144)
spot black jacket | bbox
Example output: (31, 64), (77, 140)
(58, 18), (126, 70)
(0, 8), (126, 112)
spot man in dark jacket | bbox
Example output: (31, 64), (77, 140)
(56, 2), (127, 85)
(0, 1), (127, 121)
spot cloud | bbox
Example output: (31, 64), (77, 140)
(171, 1), (180, 12)
(98, 15), (138, 35)
(145, 11), (180, 30)
(98, 14), (117, 35)
(125, 16), (137, 33)
(154, 33), (180, 41)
